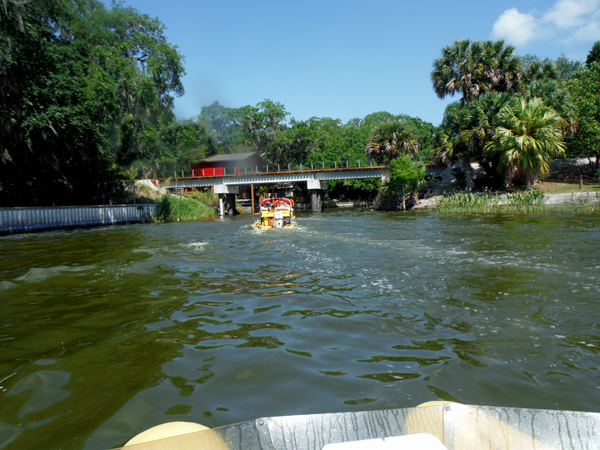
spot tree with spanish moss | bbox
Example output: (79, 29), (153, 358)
(0, 0), (186, 205)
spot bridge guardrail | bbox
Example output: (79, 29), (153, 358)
(186, 160), (385, 178)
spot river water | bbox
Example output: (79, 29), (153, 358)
(1, 210), (599, 450)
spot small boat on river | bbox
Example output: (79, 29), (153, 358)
(252, 198), (296, 230)
(119, 402), (600, 449)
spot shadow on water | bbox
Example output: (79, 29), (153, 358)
(0, 211), (599, 449)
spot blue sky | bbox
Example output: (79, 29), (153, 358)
(113, 0), (600, 126)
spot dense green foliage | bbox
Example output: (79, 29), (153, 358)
(431, 39), (521, 106)
(196, 102), (246, 154)
(566, 63), (600, 170)
(385, 156), (426, 194)
(430, 41), (592, 190)
(155, 192), (217, 222)
(193, 106), (436, 199)
(586, 42), (600, 67)
(133, 118), (213, 179)
(0, 0), (193, 205)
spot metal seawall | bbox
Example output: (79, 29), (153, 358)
(0, 204), (157, 235)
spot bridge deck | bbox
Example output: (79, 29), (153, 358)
(164, 166), (389, 189)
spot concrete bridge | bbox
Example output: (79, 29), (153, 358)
(163, 164), (446, 214)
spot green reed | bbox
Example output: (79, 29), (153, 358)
(436, 191), (547, 214)
(555, 193), (600, 214)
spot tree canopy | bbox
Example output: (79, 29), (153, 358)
(366, 121), (418, 165)
(586, 41), (600, 67)
(493, 98), (566, 188)
(0, 0), (187, 205)
(566, 62), (600, 169)
(4, 9), (595, 207)
(431, 39), (522, 106)
(431, 42), (587, 190)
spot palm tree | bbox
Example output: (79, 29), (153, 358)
(432, 39), (523, 189)
(366, 121), (418, 166)
(491, 98), (566, 189)
(431, 39), (522, 106)
(522, 79), (578, 138)
(431, 39), (492, 106)
(460, 92), (512, 152)
(521, 59), (560, 85)
(459, 92), (513, 186)
(482, 40), (523, 94)
(433, 104), (476, 189)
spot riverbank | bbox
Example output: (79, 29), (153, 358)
(294, 200), (374, 210)
(414, 157), (600, 212)
(413, 190), (600, 212)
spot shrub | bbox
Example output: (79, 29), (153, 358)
(155, 193), (217, 222)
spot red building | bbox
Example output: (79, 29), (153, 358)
(191, 152), (266, 177)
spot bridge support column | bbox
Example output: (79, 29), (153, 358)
(214, 185), (240, 216)
(310, 189), (324, 212)
(218, 194), (238, 215)
(307, 179), (324, 212)
(225, 194), (238, 215)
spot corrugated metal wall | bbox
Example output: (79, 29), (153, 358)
(0, 204), (157, 235)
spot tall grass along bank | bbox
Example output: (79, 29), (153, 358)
(436, 191), (600, 214)
(156, 193), (217, 222)
(436, 191), (546, 214)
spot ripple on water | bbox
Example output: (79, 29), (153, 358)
(1, 211), (600, 450)
(15, 265), (96, 283)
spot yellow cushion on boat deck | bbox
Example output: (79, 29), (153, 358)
(125, 421), (209, 446)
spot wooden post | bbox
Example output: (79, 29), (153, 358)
(580, 175), (583, 190)
(251, 184), (255, 214)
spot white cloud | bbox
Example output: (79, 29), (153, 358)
(491, 8), (537, 45)
(492, 0), (600, 46)
(574, 21), (600, 40)
(544, 0), (599, 29)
